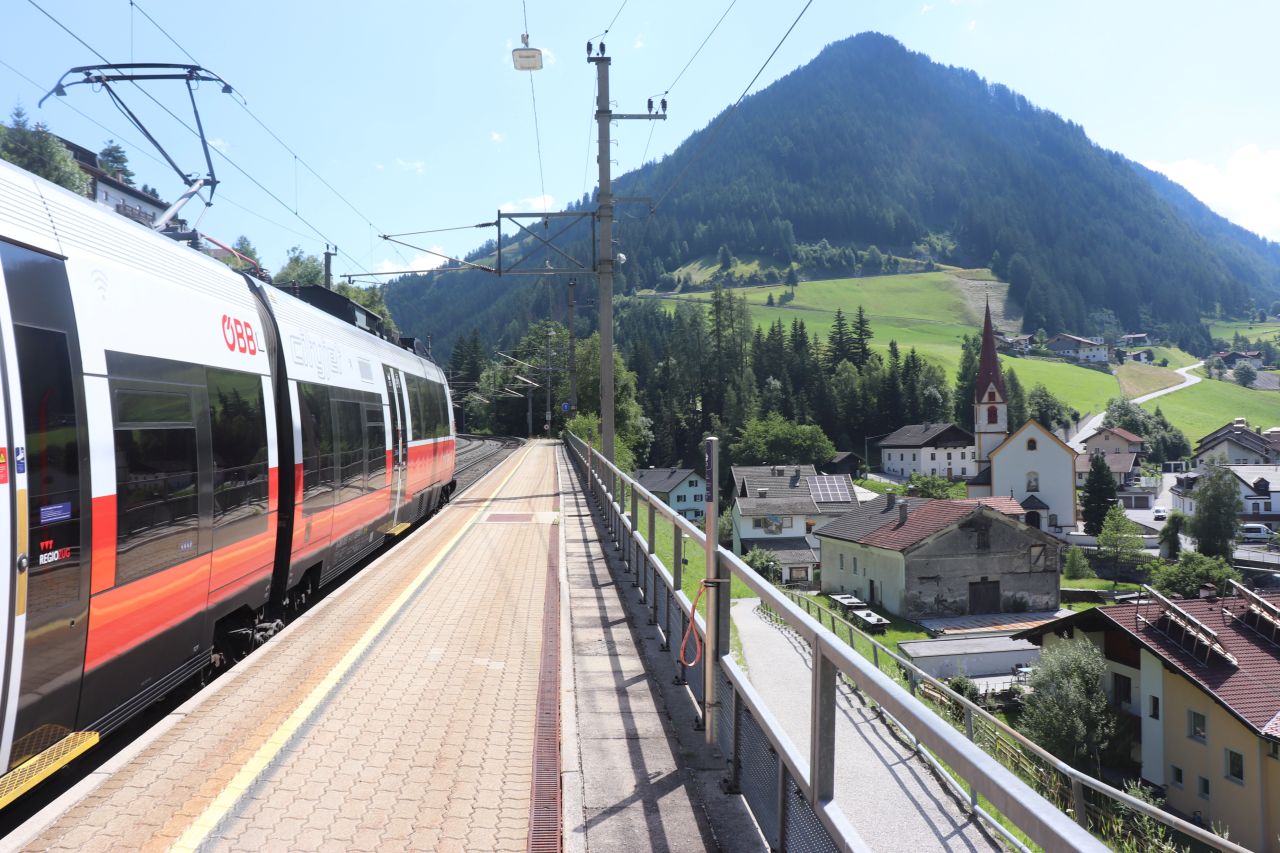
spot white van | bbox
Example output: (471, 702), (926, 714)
(1240, 523), (1274, 543)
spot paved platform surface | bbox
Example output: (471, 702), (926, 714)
(15, 444), (560, 852)
(732, 599), (1001, 853)
(9, 441), (744, 853)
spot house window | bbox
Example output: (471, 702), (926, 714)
(931, 468), (937, 475)
(676, 494), (686, 503)
(947, 452), (953, 460)
(987, 391), (996, 402)
(1027, 438), (1037, 451)
(930, 452), (936, 460)
(839, 554), (845, 571)
(961, 467), (968, 475)
(1170, 765), (1183, 788)
(987, 406), (998, 424)
(1225, 749), (1244, 784)
(1197, 776), (1210, 799)
(752, 518), (764, 529)
(782, 518), (793, 529)
(1149, 696), (1160, 720)
(1029, 544), (1045, 568)
(688, 479), (697, 487)
(1112, 673), (1132, 706)
(1026, 471), (1040, 492)
(912, 453), (916, 461)
(1048, 514), (1058, 528)
(1188, 710), (1207, 742)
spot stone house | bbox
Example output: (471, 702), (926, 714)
(817, 494), (1061, 620)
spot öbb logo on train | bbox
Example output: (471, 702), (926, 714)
(221, 314), (258, 355)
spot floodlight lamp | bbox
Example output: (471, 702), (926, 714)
(512, 47), (543, 71)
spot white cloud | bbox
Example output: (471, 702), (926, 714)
(543, 47), (557, 65)
(208, 137), (229, 153)
(491, 131), (503, 143)
(634, 34), (645, 49)
(374, 162), (385, 171)
(375, 248), (447, 274)
(499, 194), (555, 212)
(1145, 144), (1280, 241)
(967, 19), (977, 31)
(920, 4), (935, 13)
(393, 157), (426, 176)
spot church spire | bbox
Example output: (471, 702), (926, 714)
(975, 299), (1005, 402)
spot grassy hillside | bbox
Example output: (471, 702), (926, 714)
(1115, 362), (1182, 398)
(1141, 379), (1280, 441)
(1206, 318), (1280, 344)
(654, 272), (1122, 416)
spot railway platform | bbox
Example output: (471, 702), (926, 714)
(7, 441), (737, 852)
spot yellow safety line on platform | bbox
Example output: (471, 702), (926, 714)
(172, 445), (534, 852)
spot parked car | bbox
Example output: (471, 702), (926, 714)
(1239, 523), (1274, 543)
(1152, 506), (1168, 520)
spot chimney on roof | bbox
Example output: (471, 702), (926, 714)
(886, 492), (896, 509)
(899, 502), (909, 525)
(1199, 583), (1218, 600)
(757, 488), (768, 499)
(771, 465), (780, 475)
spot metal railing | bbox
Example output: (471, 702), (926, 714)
(563, 432), (1108, 852)
(772, 590), (1248, 853)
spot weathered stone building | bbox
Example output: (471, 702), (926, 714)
(818, 494), (1062, 620)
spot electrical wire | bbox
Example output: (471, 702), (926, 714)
(126, 0), (410, 269)
(652, 0), (815, 213)
(589, 0), (630, 42)
(24, 0), (382, 276)
(528, 73), (548, 214)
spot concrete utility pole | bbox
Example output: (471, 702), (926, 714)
(588, 48), (664, 461)
(545, 327), (554, 435)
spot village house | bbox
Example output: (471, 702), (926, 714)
(1045, 333), (1109, 363)
(878, 423), (977, 479)
(730, 464), (865, 584)
(1074, 451), (1140, 490)
(1082, 425), (1145, 458)
(996, 333), (1033, 354)
(1192, 419), (1280, 468)
(633, 467), (706, 522)
(1119, 332), (1151, 347)
(1213, 350), (1264, 370)
(58, 136), (172, 228)
(1015, 587), (1280, 852)
(1170, 465), (1280, 532)
(1116, 347), (1155, 364)
(818, 494), (1061, 619)
(966, 304), (1078, 533)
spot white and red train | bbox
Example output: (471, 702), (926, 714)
(0, 158), (455, 789)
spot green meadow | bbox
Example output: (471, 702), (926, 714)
(1141, 377), (1280, 441)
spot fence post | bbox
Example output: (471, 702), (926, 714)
(964, 706), (978, 810)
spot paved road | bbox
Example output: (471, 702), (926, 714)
(1071, 361), (1204, 451)
(731, 600), (1000, 853)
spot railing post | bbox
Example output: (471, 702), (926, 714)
(810, 642), (836, 806)
(702, 437), (723, 748)
(647, 503), (657, 624)
(673, 527), (683, 591)
(1071, 778), (1089, 830)
(726, 686), (742, 794)
(964, 706), (978, 810)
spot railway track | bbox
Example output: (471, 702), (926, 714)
(454, 434), (524, 488)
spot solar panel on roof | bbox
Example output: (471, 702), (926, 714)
(807, 475), (851, 503)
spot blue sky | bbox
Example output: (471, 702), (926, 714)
(4, 1), (1279, 278)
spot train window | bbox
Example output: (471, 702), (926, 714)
(366, 405), (387, 492)
(208, 368), (269, 547)
(335, 400), (365, 503)
(434, 379), (449, 437)
(114, 388), (200, 584)
(15, 325), (83, 611)
(298, 382), (335, 513)
(408, 375), (428, 442)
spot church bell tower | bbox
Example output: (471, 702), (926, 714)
(973, 300), (1008, 466)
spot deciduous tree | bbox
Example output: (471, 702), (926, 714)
(1190, 464), (1243, 558)
(1147, 552), (1240, 599)
(1020, 641), (1115, 773)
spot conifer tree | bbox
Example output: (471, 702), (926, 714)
(1081, 453), (1117, 536)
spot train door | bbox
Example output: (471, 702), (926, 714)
(384, 367), (407, 521)
(0, 240), (92, 768)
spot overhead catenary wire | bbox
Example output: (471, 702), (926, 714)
(126, 0), (411, 270)
(24, 0), (385, 277)
(652, 0), (815, 213)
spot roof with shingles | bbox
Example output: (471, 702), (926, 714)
(816, 496), (1026, 551)
(633, 467), (699, 495)
(747, 537), (817, 565)
(879, 422), (974, 449)
(1195, 426), (1280, 459)
(1091, 425), (1144, 444)
(1015, 594), (1280, 740)
(737, 496), (820, 516)
(1074, 452), (1138, 474)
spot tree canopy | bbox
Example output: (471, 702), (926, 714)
(1020, 641), (1116, 772)
(730, 413), (835, 468)
(1190, 464), (1243, 558)
(1147, 552), (1241, 599)
(0, 105), (89, 195)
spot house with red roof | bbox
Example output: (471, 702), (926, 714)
(817, 493), (1061, 619)
(1015, 586), (1280, 850)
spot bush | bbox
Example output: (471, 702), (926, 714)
(1147, 552), (1241, 599)
(1064, 546), (1095, 580)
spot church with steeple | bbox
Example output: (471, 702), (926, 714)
(966, 302), (1078, 533)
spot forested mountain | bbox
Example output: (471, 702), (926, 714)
(389, 32), (1280, 361)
